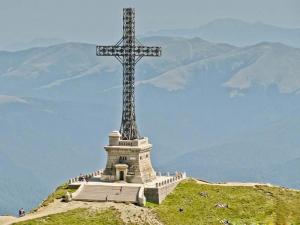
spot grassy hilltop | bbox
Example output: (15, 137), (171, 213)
(150, 180), (300, 225)
(13, 179), (300, 225)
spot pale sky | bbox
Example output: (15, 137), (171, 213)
(0, 0), (299, 46)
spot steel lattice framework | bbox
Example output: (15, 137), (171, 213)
(97, 8), (162, 140)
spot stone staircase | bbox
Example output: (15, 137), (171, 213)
(73, 184), (140, 203)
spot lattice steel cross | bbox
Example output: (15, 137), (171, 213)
(96, 8), (162, 140)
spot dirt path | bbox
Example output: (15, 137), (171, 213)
(0, 217), (15, 225)
(195, 179), (273, 187)
(195, 179), (300, 192)
(0, 200), (162, 225)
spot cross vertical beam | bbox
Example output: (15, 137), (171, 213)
(121, 8), (138, 140)
(96, 8), (162, 140)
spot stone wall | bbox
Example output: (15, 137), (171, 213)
(68, 169), (103, 188)
(144, 172), (186, 204)
(144, 182), (178, 204)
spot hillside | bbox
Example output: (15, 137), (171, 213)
(152, 180), (300, 225)
(1, 38), (300, 215)
(3, 179), (300, 225)
(160, 113), (300, 189)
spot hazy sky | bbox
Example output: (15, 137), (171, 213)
(0, 0), (299, 46)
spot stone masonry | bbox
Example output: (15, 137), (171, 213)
(101, 131), (156, 183)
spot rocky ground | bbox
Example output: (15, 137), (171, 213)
(0, 200), (162, 225)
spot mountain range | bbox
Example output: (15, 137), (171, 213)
(0, 35), (300, 215)
(145, 18), (300, 48)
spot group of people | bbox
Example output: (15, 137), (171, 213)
(78, 174), (86, 182)
(18, 208), (25, 217)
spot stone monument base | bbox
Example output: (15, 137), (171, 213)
(101, 131), (156, 184)
(69, 171), (186, 206)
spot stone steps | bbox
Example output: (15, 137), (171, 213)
(73, 185), (140, 203)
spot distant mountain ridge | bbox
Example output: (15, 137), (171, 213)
(144, 18), (300, 48)
(0, 38), (300, 99)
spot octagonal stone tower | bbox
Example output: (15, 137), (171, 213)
(101, 131), (156, 183)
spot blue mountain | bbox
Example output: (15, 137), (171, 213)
(144, 18), (300, 48)
(0, 37), (299, 215)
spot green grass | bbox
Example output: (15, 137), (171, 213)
(39, 183), (77, 208)
(12, 180), (300, 225)
(149, 179), (300, 225)
(13, 208), (125, 225)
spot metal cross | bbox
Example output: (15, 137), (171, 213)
(96, 8), (162, 140)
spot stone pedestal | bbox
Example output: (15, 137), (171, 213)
(102, 131), (156, 183)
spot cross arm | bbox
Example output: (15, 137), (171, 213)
(134, 46), (162, 57)
(96, 46), (125, 56)
(97, 45), (162, 57)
